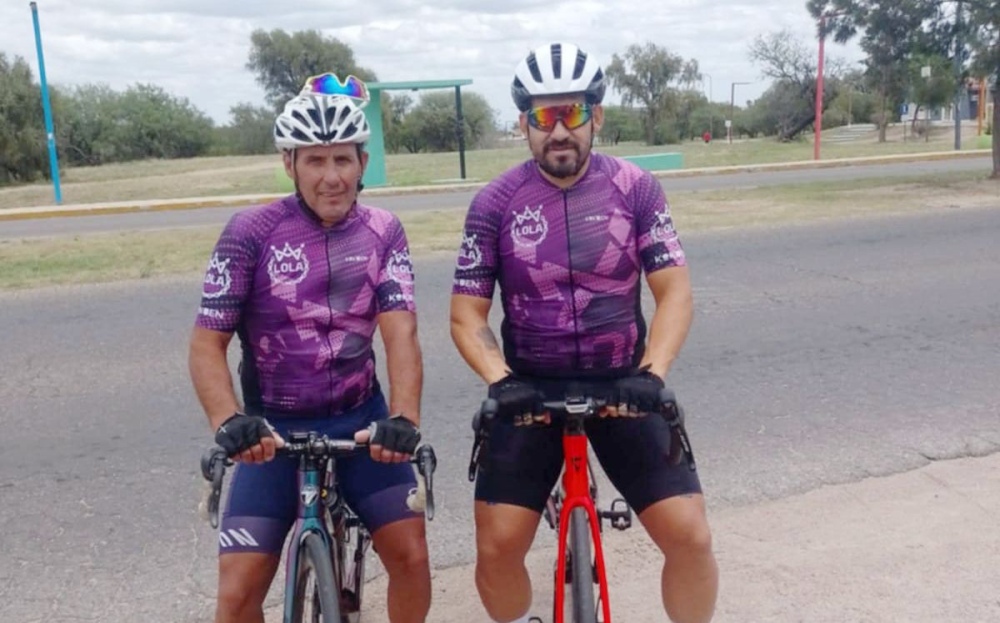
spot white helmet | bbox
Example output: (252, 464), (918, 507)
(273, 93), (371, 151)
(511, 42), (606, 112)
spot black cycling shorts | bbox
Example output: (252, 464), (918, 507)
(473, 376), (702, 515)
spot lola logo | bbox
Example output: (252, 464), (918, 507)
(300, 484), (319, 507)
(386, 249), (414, 285)
(651, 210), (674, 242)
(456, 232), (482, 270)
(202, 253), (232, 299)
(267, 242), (310, 286)
(511, 204), (548, 247)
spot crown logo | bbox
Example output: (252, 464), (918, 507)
(462, 232), (477, 248)
(271, 242), (305, 263)
(208, 253), (230, 273)
(515, 205), (543, 225)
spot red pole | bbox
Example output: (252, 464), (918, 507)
(814, 15), (826, 160)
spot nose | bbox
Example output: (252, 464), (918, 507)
(549, 120), (572, 140)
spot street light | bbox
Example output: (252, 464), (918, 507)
(729, 81), (750, 144)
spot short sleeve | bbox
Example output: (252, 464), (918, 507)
(195, 213), (259, 332)
(633, 174), (686, 274)
(452, 189), (500, 299)
(375, 217), (417, 314)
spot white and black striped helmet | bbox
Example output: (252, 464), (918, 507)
(273, 94), (370, 151)
(511, 42), (606, 112)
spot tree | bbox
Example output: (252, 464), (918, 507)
(749, 29), (845, 141)
(54, 83), (120, 165)
(908, 53), (958, 138)
(247, 29), (378, 111)
(395, 91), (496, 153)
(965, 0), (1000, 176)
(605, 42), (701, 145)
(0, 53), (47, 184)
(212, 103), (275, 155)
(598, 106), (643, 144)
(808, 0), (940, 142)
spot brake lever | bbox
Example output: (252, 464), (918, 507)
(415, 445), (437, 521)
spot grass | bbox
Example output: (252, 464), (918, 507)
(0, 124), (990, 210)
(2, 170), (996, 291)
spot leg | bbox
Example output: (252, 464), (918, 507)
(639, 495), (718, 623)
(215, 553), (281, 623)
(370, 517), (431, 623)
(474, 502), (543, 622)
(472, 411), (563, 622)
(588, 413), (718, 623)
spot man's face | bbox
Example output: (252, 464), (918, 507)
(283, 144), (367, 226)
(519, 94), (604, 181)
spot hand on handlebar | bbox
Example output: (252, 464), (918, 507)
(214, 413), (286, 463)
(602, 366), (665, 418)
(354, 414), (421, 463)
(488, 374), (550, 426)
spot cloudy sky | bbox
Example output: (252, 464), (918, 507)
(2, 1), (865, 126)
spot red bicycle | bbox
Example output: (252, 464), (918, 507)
(470, 388), (694, 623)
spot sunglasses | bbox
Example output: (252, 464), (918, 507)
(526, 104), (593, 132)
(302, 72), (370, 104)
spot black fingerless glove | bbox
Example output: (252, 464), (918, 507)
(488, 374), (542, 420)
(214, 413), (274, 457)
(611, 367), (665, 413)
(368, 414), (422, 455)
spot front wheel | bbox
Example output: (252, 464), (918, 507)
(568, 508), (598, 623)
(291, 532), (342, 623)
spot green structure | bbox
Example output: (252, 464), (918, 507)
(621, 152), (684, 172)
(362, 79), (473, 188)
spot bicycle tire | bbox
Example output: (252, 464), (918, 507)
(291, 532), (342, 623)
(568, 507), (598, 623)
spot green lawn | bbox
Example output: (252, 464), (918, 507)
(0, 123), (990, 210)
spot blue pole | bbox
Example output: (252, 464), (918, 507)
(29, 2), (62, 204)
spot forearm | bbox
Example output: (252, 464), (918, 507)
(639, 288), (693, 379)
(450, 314), (509, 385)
(384, 332), (423, 426)
(189, 332), (240, 431)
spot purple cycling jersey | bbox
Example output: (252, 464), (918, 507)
(196, 196), (416, 416)
(453, 153), (685, 377)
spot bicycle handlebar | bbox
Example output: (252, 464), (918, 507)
(475, 387), (678, 426)
(199, 435), (438, 528)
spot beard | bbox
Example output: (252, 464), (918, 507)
(538, 139), (587, 179)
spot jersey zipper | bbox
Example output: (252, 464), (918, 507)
(561, 189), (582, 368)
(324, 230), (337, 416)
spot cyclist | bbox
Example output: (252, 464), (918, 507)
(189, 74), (430, 623)
(450, 43), (719, 623)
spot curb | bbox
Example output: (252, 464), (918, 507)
(1, 150), (992, 223)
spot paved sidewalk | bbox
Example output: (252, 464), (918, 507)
(2, 150), (990, 222)
(305, 452), (1000, 623)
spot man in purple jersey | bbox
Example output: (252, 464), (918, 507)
(451, 44), (719, 623)
(189, 74), (430, 623)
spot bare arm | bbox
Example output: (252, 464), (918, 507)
(639, 265), (694, 379)
(377, 310), (423, 426)
(450, 294), (509, 384)
(188, 326), (240, 431)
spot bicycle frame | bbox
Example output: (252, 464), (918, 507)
(281, 447), (340, 623)
(553, 413), (613, 623)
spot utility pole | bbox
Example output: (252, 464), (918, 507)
(728, 81), (750, 144)
(954, 0), (964, 151)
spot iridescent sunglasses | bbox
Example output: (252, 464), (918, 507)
(301, 72), (370, 105)
(526, 103), (593, 132)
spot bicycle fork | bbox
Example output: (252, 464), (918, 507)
(554, 430), (613, 623)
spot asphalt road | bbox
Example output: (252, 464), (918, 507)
(0, 205), (997, 622)
(0, 156), (991, 239)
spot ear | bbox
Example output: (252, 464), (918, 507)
(518, 113), (529, 139)
(282, 150), (295, 179)
(591, 104), (604, 134)
(360, 149), (369, 171)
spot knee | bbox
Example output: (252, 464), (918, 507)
(216, 568), (266, 618)
(476, 527), (530, 568)
(379, 530), (430, 575)
(644, 498), (715, 557)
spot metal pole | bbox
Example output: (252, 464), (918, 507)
(954, 0), (963, 151)
(29, 1), (62, 204)
(454, 86), (467, 180)
(728, 82), (735, 144)
(814, 14), (827, 161)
